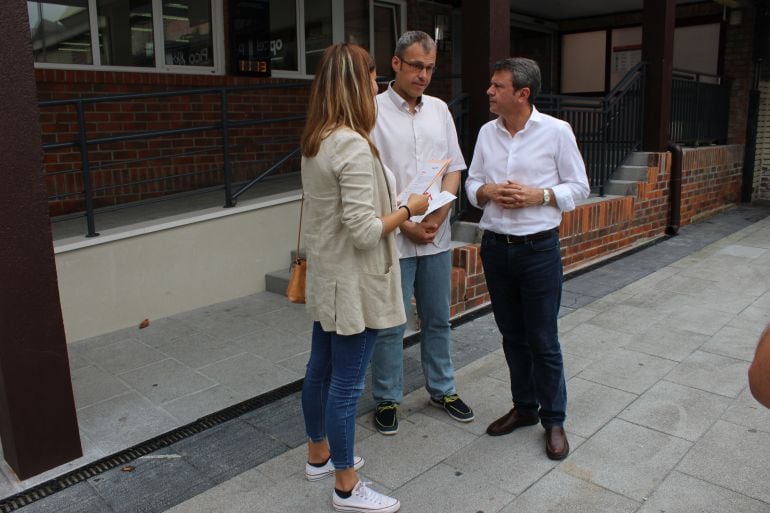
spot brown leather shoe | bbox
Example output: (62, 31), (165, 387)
(486, 408), (539, 436)
(545, 426), (569, 460)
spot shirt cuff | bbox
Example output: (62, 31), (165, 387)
(466, 181), (483, 209)
(551, 184), (576, 212)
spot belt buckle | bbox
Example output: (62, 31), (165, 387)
(504, 234), (519, 244)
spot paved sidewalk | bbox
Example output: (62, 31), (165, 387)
(5, 205), (770, 512)
(168, 212), (770, 513)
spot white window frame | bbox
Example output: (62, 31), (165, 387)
(369, 0), (405, 65)
(31, 0), (225, 75)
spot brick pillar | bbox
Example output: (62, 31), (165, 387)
(641, 0), (675, 152)
(0, 0), (82, 479)
(724, 4), (757, 145)
(462, 0), (510, 147)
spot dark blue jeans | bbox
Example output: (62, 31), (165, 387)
(479, 230), (566, 427)
(302, 322), (378, 469)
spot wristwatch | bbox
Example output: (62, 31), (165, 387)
(542, 188), (551, 206)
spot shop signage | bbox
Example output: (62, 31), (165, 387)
(230, 0), (271, 76)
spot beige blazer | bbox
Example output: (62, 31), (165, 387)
(301, 128), (406, 336)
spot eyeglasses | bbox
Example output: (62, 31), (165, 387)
(399, 58), (436, 75)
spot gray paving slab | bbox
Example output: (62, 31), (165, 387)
(197, 352), (301, 396)
(584, 303), (665, 335)
(77, 391), (179, 454)
(118, 358), (216, 405)
(70, 364), (130, 409)
(88, 454), (213, 513)
(576, 348), (677, 394)
(625, 323), (708, 361)
(665, 350), (750, 398)
(637, 471), (770, 513)
(353, 411), (477, 490)
(394, 463), (516, 513)
(229, 328), (309, 364)
(565, 377), (637, 438)
(619, 380), (732, 441)
(560, 418), (691, 502)
(722, 388), (770, 434)
(559, 322), (633, 359)
(678, 419), (770, 503)
(240, 394), (308, 448)
(17, 482), (112, 513)
(501, 468), (640, 513)
(700, 324), (765, 362)
(149, 329), (249, 369)
(76, 338), (167, 375)
(160, 384), (242, 424)
(169, 420), (287, 481)
(444, 425), (586, 496)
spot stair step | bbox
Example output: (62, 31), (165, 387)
(623, 152), (654, 166)
(603, 179), (639, 196)
(265, 267), (292, 295)
(613, 165), (649, 181)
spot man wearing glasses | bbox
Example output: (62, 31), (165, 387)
(369, 30), (473, 436)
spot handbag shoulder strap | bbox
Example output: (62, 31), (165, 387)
(296, 193), (304, 261)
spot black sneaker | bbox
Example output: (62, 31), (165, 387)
(374, 402), (399, 435)
(430, 394), (475, 422)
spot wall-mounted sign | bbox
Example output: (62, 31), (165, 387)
(230, 0), (271, 77)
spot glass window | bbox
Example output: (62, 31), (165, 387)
(96, 0), (155, 67)
(162, 0), (213, 66)
(344, 0), (369, 50)
(269, 0), (297, 72)
(29, 0), (94, 65)
(304, 0), (332, 74)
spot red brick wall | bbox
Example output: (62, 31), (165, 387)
(37, 69), (309, 215)
(449, 145), (744, 315)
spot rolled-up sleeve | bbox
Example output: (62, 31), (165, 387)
(332, 133), (384, 250)
(552, 122), (590, 212)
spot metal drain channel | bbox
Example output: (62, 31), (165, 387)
(0, 379), (303, 513)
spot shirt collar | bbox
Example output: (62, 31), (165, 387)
(494, 104), (542, 134)
(386, 81), (423, 113)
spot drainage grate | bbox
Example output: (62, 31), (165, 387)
(0, 379), (304, 513)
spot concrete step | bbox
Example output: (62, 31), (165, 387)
(265, 266), (292, 295)
(623, 151), (654, 166)
(603, 179), (639, 196)
(452, 221), (482, 244)
(613, 164), (648, 181)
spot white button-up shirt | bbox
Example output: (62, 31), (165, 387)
(371, 84), (467, 258)
(465, 106), (590, 236)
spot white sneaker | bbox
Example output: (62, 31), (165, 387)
(332, 480), (400, 513)
(305, 455), (364, 481)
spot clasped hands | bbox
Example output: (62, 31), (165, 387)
(481, 181), (542, 209)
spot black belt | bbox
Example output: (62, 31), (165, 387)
(483, 228), (558, 244)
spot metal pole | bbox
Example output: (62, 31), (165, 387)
(222, 89), (235, 208)
(76, 101), (99, 237)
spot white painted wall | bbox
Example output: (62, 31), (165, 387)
(54, 193), (301, 342)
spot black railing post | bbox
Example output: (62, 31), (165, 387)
(221, 89), (235, 208)
(76, 101), (99, 237)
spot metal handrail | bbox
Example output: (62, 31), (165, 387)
(41, 82), (312, 236)
(536, 64), (645, 194)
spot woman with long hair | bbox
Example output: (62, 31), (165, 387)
(299, 43), (428, 513)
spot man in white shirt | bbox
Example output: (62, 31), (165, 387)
(370, 31), (474, 435)
(465, 57), (590, 460)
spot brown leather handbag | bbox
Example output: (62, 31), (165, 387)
(286, 195), (306, 304)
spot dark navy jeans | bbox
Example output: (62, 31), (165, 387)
(479, 229), (567, 427)
(302, 322), (378, 469)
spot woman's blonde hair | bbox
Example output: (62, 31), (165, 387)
(300, 43), (378, 158)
